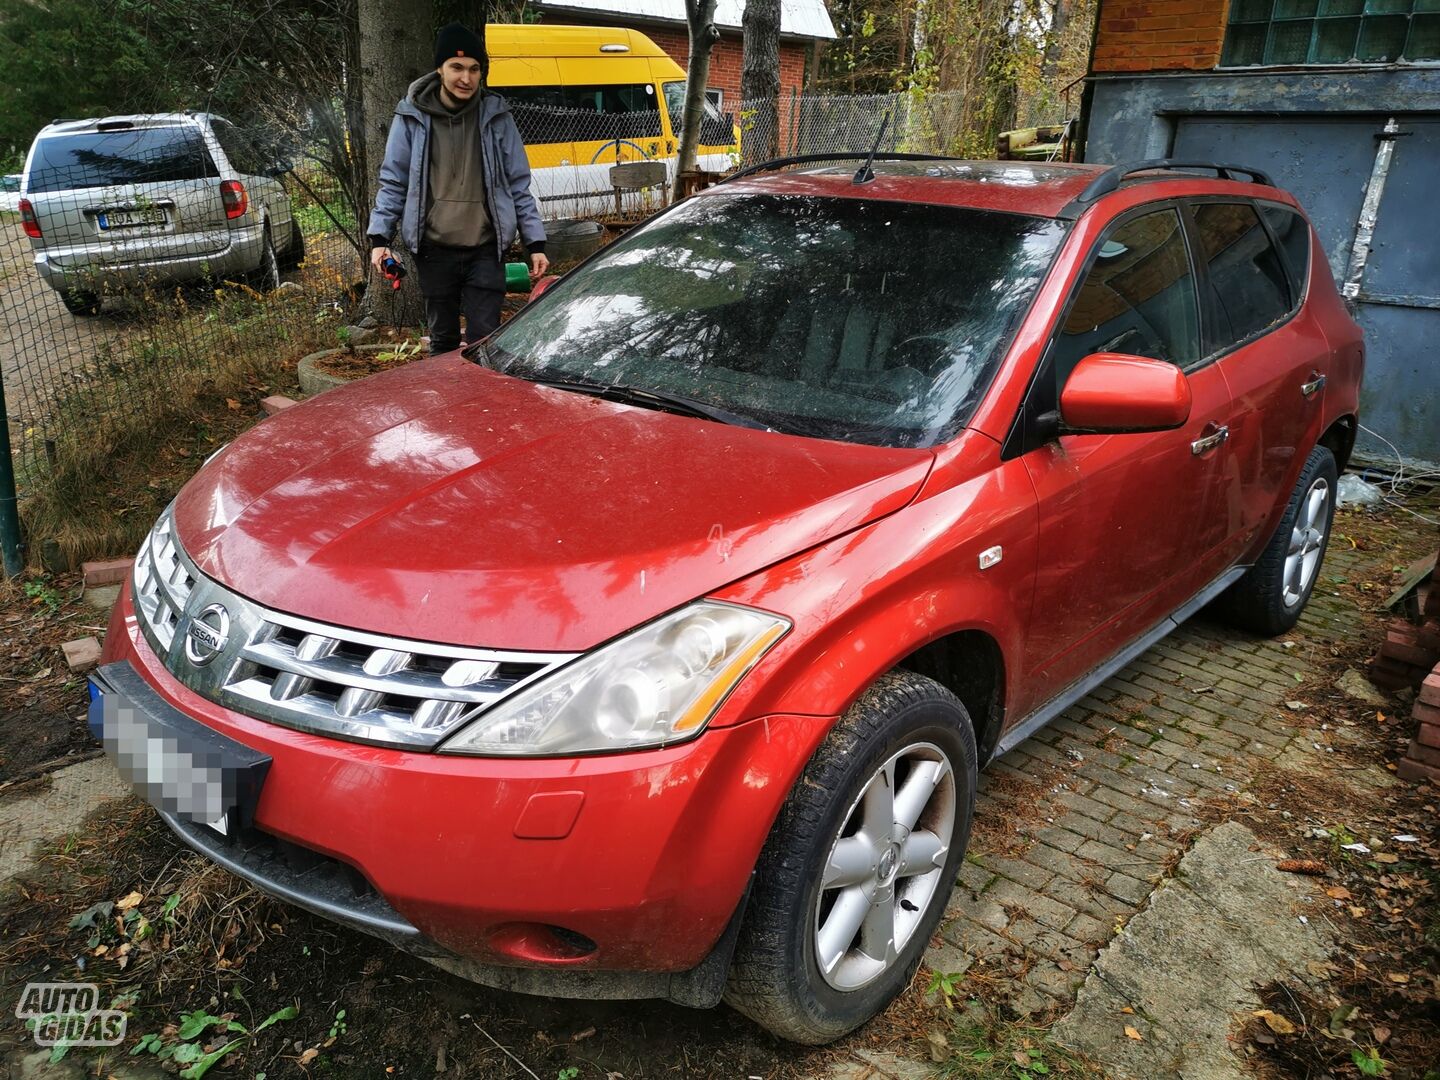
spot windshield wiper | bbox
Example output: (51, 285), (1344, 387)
(515, 370), (772, 431)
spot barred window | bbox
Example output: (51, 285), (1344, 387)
(1222, 0), (1440, 66)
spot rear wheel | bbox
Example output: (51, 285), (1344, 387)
(724, 671), (976, 1044)
(252, 224), (280, 291)
(1219, 444), (1337, 635)
(60, 288), (101, 316)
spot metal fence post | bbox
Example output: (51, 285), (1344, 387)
(0, 374), (23, 577)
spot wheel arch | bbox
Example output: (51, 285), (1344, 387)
(894, 629), (1006, 762)
(1317, 414), (1357, 473)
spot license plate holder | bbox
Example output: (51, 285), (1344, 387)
(90, 662), (270, 839)
(97, 207), (167, 230)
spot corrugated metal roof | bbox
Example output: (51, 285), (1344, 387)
(532, 0), (837, 41)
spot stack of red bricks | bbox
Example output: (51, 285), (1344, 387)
(1369, 579), (1440, 691)
(1394, 572), (1440, 785)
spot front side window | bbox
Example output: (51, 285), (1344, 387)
(1191, 202), (1292, 353)
(1222, 0), (1440, 65)
(488, 193), (1066, 447)
(27, 127), (218, 193)
(1050, 208), (1201, 384)
(661, 82), (732, 144)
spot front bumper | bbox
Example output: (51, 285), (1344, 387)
(100, 580), (833, 991)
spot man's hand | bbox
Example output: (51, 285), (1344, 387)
(370, 246), (394, 274)
(530, 251), (550, 278)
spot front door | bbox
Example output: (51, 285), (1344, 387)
(1019, 205), (1237, 702)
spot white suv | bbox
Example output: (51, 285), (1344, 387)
(18, 112), (301, 315)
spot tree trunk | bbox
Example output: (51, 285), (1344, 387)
(740, 0), (781, 167)
(676, 0), (718, 181)
(1041, 0), (1073, 86)
(357, 0), (430, 328)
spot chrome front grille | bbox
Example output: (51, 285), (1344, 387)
(132, 512), (197, 651)
(132, 509), (576, 750)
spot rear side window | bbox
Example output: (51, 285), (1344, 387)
(1259, 204), (1311, 299)
(26, 127), (218, 193)
(1191, 202), (1292, 353)
(1050, 207), (1201, 383)
(211, 120), (267, 176)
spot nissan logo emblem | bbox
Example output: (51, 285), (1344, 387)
(184, 604), (230, 666)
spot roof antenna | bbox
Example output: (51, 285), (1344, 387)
(853, 110), (892, 185)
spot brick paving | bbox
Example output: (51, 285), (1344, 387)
(921, 543), (1375, 1017)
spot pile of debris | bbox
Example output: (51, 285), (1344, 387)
(1369, 542), (1440, 783)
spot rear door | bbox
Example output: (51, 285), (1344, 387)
(1018, 205), (1236, 703)
(1183, 199), (1328, 565)
(24, 125), (228, 266)
(211, 119), (291, 240)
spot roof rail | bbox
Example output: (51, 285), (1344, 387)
(1072, 159), (1274, 206)
(720, 151), (963, 185)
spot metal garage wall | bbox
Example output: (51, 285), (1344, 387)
(1085, 70), (1440, 465)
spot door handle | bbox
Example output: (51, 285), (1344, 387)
(1301, 371), (1327, 397)
(1191, 423), (1230, 456)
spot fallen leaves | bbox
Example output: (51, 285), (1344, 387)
(1254, 1010), (1297, 1035)
(1124, 1025), (1144, 1042)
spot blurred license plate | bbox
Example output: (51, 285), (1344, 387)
(98, 208), (166, 229)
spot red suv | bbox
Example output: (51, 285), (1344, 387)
(94, 157), (1361, 1043)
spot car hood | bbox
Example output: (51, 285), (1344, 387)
(173, 356), (933, 651)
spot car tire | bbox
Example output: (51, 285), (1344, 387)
(1218, 444), (1338, 636)
(253, 225), (281, 291)
(280, 217), (305, 270)
(60, 289), (101, 316)
(724, 670), (976, 1044)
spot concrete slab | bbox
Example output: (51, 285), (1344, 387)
(1051, 821), (1334, 1080)
(0, 757), (132, 880)
(82, 583), (121, 613)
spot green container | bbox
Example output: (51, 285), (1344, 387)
(505, 261), (531, 293)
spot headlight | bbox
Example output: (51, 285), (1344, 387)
(437, 601), (789, 756)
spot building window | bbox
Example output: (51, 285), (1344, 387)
(1222, 0), (1440, 66)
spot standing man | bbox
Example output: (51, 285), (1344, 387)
(368, 22), (549, 352)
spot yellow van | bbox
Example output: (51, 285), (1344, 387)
(486, 23), (736, 217)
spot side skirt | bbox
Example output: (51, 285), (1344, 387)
(991, 565), (1249, 761)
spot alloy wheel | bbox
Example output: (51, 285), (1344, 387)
(1283, 475), (1329, 608)
(813, 741), (955, 991)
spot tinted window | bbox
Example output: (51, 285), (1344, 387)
(504, 84), (661, 142)
(27, 127), (218, 193)
(1259, 204), (1311, 299)
(490, 194), (1066, 448)
(1051, 208), (1200, 382)
(1192, 202), (1291, 352)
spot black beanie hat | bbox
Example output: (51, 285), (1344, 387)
(434, 22), (486, 69)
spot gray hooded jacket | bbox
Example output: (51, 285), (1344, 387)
(367, 76), (546, 260)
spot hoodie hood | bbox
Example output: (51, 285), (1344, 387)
(173, 356), (933, 653)
(408, 71), (481, 118)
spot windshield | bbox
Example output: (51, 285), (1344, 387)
(27, 127), (218, 193)
(488, 193), (1066, 447)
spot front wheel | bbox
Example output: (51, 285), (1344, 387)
(724, 671), (976, 1044)
(1219, 444), (1337, 635)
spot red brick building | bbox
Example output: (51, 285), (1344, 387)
(530, 0), (836, 110)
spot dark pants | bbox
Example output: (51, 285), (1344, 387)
(413, 243), (504, 353)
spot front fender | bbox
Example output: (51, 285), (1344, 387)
(712, 438), (1040, 730)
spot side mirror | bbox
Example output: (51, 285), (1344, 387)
(529, 274), (561, 300)
(1059, 352), (1191, 434)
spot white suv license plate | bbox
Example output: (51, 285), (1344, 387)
(98, 208), (167, 230)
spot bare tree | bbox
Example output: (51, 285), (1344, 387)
(676, 0), (719, 181)
(357, 0), (430, 326)
(741, 0), (781, 166)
